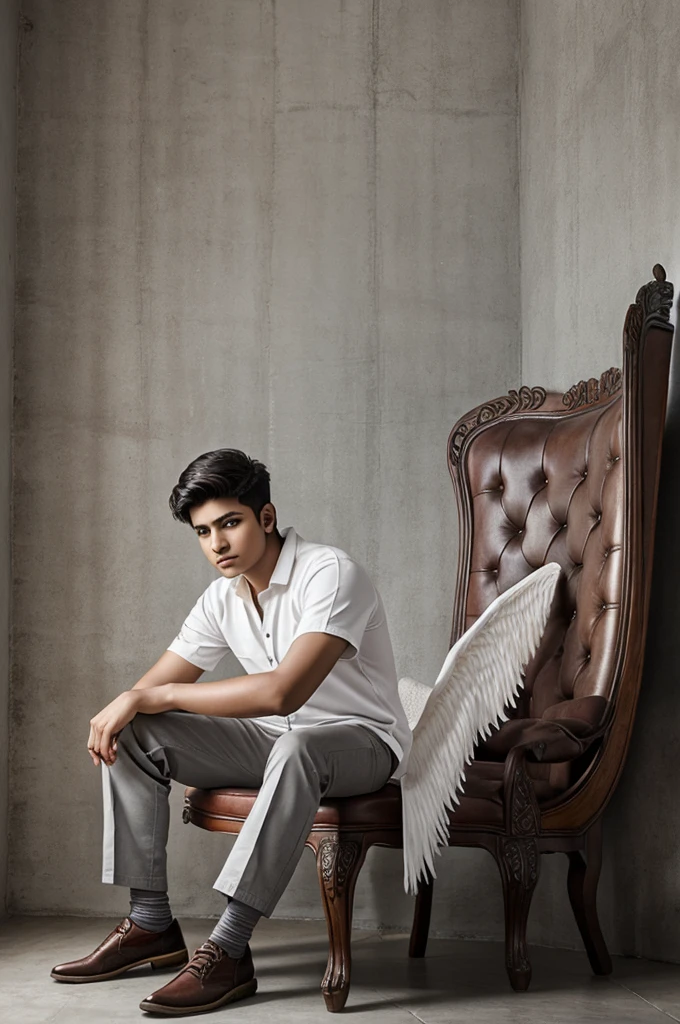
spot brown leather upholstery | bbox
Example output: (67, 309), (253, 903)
(464, 398), (623, 801)
(466, 401), (623, 709)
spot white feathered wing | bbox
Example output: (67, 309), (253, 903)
(400, 562), (561, 895)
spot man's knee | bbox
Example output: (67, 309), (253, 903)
(269, 728), (323, 768)
(122, 712), (174, 754)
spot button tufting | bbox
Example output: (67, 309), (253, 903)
(582, 470), (588, 478)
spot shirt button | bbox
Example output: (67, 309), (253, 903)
(268, 657), (273, 665)
(265, 633), (271, 638)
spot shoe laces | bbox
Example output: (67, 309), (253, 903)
(185, 940), (224, 979)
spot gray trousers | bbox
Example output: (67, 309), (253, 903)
(101, 712), (395, 916)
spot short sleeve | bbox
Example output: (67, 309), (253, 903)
(167, 584), (230, 671)
(293, 556), (377, 659)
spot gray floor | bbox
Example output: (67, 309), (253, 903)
(2, 917), (680, 1023)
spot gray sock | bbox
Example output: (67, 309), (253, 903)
(210, 898), (261, 959)
(129, 888), (173, 933)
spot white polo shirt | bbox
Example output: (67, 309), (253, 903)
(167, 527), (412, 778)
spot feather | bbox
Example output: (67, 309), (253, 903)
(400, 562), (561, 894)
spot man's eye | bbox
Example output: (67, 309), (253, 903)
(225, 519), (240, 528)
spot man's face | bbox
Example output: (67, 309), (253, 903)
(189, 497), (274, 578)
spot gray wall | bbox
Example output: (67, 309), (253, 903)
(0, 0), (17, 917)
(13, 0), (677, 964)
(520, 0), (680, 959)
(9, 0), (520, 937)
(520, 0), (680, 387)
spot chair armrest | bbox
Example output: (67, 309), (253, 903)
(479, 695), (610, 763)
(501, 712), (608, 835)
(489, 714), (606, 765)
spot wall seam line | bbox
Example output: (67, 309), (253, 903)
(6, 0), (23, 918)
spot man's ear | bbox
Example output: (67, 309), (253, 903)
(260, 503), (277, 534)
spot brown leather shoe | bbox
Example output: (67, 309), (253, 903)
(51, 917), (188, 983)
(139, 939), (257, 1015)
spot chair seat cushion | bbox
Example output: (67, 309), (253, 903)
(185, 782), (404, 831)
(184, 759), (564, 836)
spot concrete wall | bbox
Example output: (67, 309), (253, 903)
(10, 0), (520, 938)
(0, 0), (17, 917)
(520, 0), (680, 959)
(520, 0), (680, 387)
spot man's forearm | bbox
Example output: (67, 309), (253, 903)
(132, 678), (169, 690)
(133, 671), (288, 719)
(131, 650), (204, 690)
(128, 632), (348, 722)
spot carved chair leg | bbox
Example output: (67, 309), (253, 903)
(409, 879), (433, 958)
(567, 819), (612, 976)
(315, 833), (366, 1013)
(498, 836), (540, 992)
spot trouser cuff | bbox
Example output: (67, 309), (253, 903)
(213, 878), (275, 917)
(102, 873), (169, 890)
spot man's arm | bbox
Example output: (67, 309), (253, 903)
(144, 632), (349, 718)
(88, 633), (348, 767)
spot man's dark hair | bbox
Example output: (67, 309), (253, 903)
(169, 449), (271, 524)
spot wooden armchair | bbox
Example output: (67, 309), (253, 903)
(183, 266), (674, 1011)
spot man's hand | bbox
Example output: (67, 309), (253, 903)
(87, 652), (201, 767)
(87, 691), (141, 767)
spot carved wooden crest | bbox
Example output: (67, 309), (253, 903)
(449, 386), (547, 466)
(562, 367), (622, 410)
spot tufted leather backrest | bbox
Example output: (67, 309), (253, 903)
(448, 268), (674, 813)
(463, 397), (622, 724)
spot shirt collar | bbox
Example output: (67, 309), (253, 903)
(229, 526), (298, 598)
(269, 526), (297, 586)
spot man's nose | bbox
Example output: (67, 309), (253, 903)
(211, 531), (228, 553)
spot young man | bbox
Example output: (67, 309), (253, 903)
(51, 449), (412, 1015)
